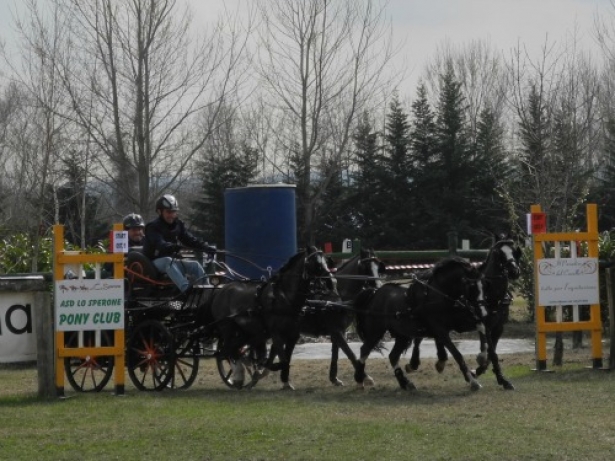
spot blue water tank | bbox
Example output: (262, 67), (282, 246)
(224, 184), (297, 280)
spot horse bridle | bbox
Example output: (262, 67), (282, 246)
(302, 249), (330, 279)
(484, 240), (520, 281)
(358, 254), (384, 289)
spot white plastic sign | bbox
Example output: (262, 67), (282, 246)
(537, 257), (599, 306)
(55, 279), (124, 331)
(112, 231), (129, 253)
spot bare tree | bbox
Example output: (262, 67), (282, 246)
(507, 37), (599, 232)
(508, 36), (601, 365)
(0, 0), (73, 267)
(45, 0), (251, 219)
(254, 0), (400, 245)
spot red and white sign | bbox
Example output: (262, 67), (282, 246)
(527, 212), (547, 235)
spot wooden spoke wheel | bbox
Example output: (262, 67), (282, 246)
(64, 330), (114, 392)
(169, 337), (200, 390)
(215, 339), (258, 389)
(127, 320), (175, 391)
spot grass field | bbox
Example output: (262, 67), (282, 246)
(1, 342), (613, 461)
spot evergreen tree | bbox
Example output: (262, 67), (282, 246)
(471, 105), (512, 234)
(382, 93), (413, 247)
(192, 143), (259, 247)
(409, 82), (440, 249)
(431, 63), (475, 245)
(313, 163), (355, 248)
(514, 83), (553, 225)
(52, 152), (107, 247)
(589, 116), (615, 229)
(348, 111), (387, 247)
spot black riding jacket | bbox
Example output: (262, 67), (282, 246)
(143, 216), (206, 260)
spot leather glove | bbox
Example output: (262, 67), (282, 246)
(203, 244), (217, 256)
(169, 243), (182, 254)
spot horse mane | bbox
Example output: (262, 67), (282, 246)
(275, 251), (304, 276)
(274, 246), (319, 277)
(432, 256), (478, 280)
(335, 248), (370, 272)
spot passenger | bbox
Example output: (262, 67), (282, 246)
(98, 213), (146, 278)
(122, 213), (145, 248)
(142, 194), (216, 294)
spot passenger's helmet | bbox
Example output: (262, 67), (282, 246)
(155, 194), (179, 211)
(123, 213), (145, 230)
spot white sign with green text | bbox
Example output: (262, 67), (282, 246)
(55, 279), (124, 331)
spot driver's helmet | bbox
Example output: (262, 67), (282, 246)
(155, 194), (179, 212)
(123, 213), (145, 230)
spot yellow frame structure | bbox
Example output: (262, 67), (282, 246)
(53, 224), (126, 396)
(531, 204), (603, 370)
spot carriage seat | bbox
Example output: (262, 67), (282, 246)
(125, 249), (164, 283)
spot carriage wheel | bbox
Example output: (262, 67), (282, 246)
(127, 320), (175, 391)
(64, 331), (114, 392)
(215, 340), (257, 389)
(169, 337), (200, 390)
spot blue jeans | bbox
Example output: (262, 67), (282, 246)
(153, 257), (207, 293)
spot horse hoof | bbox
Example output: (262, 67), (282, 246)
(252, 368), (269, 381)
(476, 353), (488, 368)
(503, 382), (515, 391)
(402, 381), (417, 391)
(435, 360), (446, 373)
(405, 364), (416, 373)
(363, 375), (375, 386)
(470, 380), (482, 391)
(331, 378), (344, 387)
(281, 383), (295, 391)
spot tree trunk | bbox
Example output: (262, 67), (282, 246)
(552, 331), (564, 366)
(572, 331), (584, 349)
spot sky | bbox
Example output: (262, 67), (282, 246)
(0, 0), (610, 97)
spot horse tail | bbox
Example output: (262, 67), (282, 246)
(352, 287), (376, 342)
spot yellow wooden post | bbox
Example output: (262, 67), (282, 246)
(531, 204), (548, 370)
(53, 224), (126, 397)
(53, 225), (67, 396)
(532, 204), (603, 370)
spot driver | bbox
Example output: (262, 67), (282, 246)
(143, 194), (216, 294)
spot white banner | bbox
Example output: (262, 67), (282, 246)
(55, 279), (124, 331)
(0, 292), (36, 363)
(537, 257), (599, 306)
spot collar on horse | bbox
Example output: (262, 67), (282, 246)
(407, 272), (483, 320)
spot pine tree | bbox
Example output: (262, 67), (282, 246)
(589, 116), (615, 229)
(348, 111), (387, 247)
(191, 143), (259, 246)
(382, 93), (413, 248)
(409, 82), (440, 249)
(471, 105), (511, 234)
(514, 83), (553, 224)
(432, 63), (475, 244)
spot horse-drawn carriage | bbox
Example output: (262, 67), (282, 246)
(64, 245), (378, 392)
(64, 236), (522, 394)
(63, 249), (261, 392)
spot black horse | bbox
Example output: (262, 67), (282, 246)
(406, 237), (522, 386)
(353, 256), (499, 391)
(209, 246), (336, 389)
(252, 248), (385, 387)
(308, 248), (385, 386)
